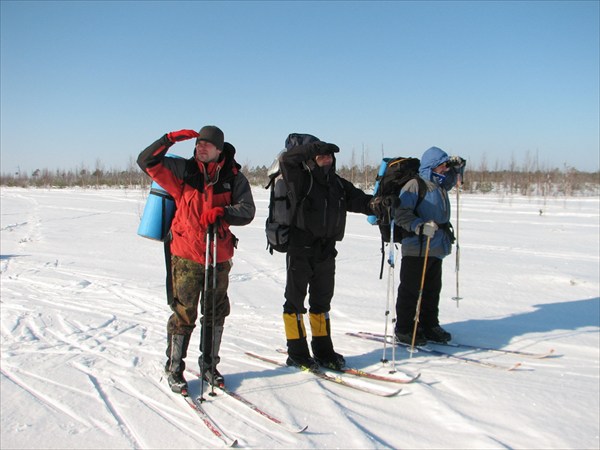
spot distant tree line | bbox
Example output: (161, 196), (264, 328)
(1, 158), (598, 196)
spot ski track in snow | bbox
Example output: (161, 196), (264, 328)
(1, 187), (598, 449)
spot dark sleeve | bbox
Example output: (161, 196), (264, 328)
(137, 134), (186, 199)
(279, 143), (317, 174)
(137, 134), (174, 173)
(224, 172), (256, 226)
(340, 177), (373, 215)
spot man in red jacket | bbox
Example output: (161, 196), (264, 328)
(138, 126), (255, 393)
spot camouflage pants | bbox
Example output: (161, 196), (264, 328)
(167, 255), (232, 336)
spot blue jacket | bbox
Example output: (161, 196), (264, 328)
(393, 147), (462, 259)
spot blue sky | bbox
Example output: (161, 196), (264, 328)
(1, 0), (598, 175)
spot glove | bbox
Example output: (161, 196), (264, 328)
(313, 142), (340, 155)
(167, 129), (199, 143)
(416, 220), (438, 238)
(369, 195), (399, 219)
(446, 156), (466, 169)
(200, 207), (224, 228)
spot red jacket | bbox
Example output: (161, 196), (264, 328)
(138, 134), (255, 264)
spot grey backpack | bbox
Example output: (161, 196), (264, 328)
(264, 133), (318, 253)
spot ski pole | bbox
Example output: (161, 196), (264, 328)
(381, 219), (395, 366)
(208, 221), (218, 398)
(452, 175), (462, 307)
(199, 224), (213, 401)
(410, 235), (431, 357)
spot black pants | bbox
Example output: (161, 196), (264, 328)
(395, 256), (443, 333)
(283, 243), (336, 315)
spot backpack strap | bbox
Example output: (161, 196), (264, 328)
(411, 177), (428, 257)
(415, 177), (427, 209)
(289, 163), (313, 231)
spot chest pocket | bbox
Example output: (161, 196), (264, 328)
(300, 176), (345, 237)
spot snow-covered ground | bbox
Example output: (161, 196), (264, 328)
(1, 186), (598, 449)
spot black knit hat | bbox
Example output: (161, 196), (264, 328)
(196, 125), (224, 151)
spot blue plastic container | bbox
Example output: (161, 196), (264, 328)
(137, 180), (176, 241)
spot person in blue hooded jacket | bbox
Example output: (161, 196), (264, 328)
(393, 146), (466, 345)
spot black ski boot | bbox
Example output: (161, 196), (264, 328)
(285, 352), (320, 372)
(286, 337), (320, 372)
(394, 328), (427, 346)
(201, 367), (225, 387)
(422, 325), (452, 343)
(314, 352), (346, 371)
(286, 354), (320, 372)
(166, 371), (188, 394)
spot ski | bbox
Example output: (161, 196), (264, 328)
(274, 348), (420, 384)
(187, 369), (308, 433)
(431, 341), (555, 359)
(358, 331), (554, 359)
(180, 390), (238, 447)
(221, 385), (307, 433)
(347, 332), (522, 371)
(245, 351), (402, 397)
(341, 366), (421, 384)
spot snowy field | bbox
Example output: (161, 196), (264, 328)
(1, 186), (599, 449)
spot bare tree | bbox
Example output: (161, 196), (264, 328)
(93, 158), (104, 189)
